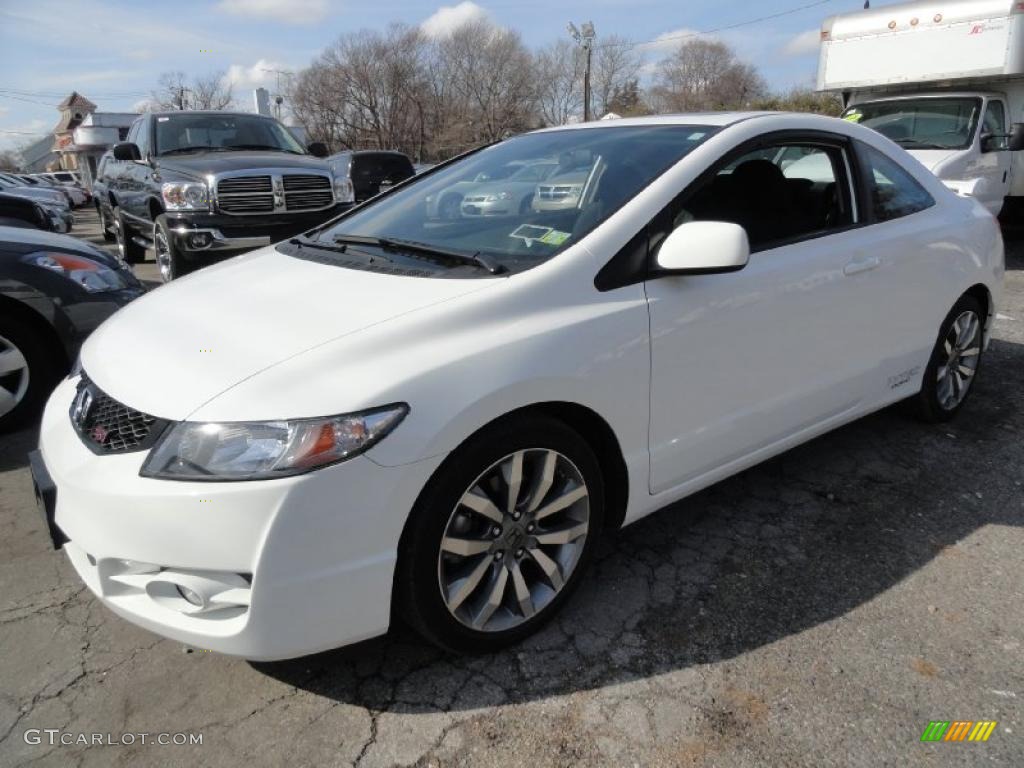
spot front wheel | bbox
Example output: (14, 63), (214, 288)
(0, 317), (62, 433)
(912, 295), (984, 422)
(396, 415), (604, 653)
(153, 215), (192, 283)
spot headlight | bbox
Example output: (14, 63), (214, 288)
(334, 177), (354, 204)
(161, 181), (209, 211)
(23, 252), (131, 293)
(483, 192), (511, 202)
(140, 404), (409, 481)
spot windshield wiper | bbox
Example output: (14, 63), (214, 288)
(332, 234), (508, 275)
(160, 146), (228, 155)
(229, 144), (303, 154)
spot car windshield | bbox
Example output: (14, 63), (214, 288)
(310, 124), (717, 275)
(842, 98), (982, 150)
(154, 113), (306, 156)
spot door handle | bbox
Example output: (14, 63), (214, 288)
(843, 256), (881, 276)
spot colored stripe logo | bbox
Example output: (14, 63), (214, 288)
(921, 721), (997, 742)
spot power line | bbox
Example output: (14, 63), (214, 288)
(598, 0), (840, 50)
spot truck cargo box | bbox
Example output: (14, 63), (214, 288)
(818, 0), (1024, 91)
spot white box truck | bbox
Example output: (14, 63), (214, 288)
(817, 0), (1024, 216)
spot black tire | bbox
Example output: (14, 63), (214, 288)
(0, 315), (63, 433)
(97, 203), (115, 242)
(911, 294), (985, 423)
(114, 206), (145, 264)
(396, 414), (605, 654)
(153, 215), (192, 282)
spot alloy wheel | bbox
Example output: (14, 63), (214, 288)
(154, 226), (173, 282)
(0, 334), (30, 420)
(936, 309), (981, 411)
(437, 448), (590, 632)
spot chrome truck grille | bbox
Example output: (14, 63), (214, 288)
(215, 172), (334, 215)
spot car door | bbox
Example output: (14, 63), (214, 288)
(968, 98), (1011, 215)
(125, 118), (153, 221)
(644, 134), (878, 494)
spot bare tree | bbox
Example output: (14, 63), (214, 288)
(592, 36), (642, 117)
(534, 39), (582, 126)
(650, 39), (767, 113)
(151, 70), (233, 111)
(0, 149), (23, 172)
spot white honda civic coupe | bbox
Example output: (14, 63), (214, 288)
(31, 113), (1002, 659)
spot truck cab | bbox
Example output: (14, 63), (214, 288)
(818, 0), (1024, 216)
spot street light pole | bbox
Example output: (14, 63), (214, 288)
(568, 21), (597, 121)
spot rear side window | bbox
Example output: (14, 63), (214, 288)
(351, 154), (414, 183)
(859, 143), (934, 222)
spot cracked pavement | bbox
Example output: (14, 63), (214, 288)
(0, 211), (1021, 767)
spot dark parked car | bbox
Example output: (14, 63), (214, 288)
(0, 226), (144, 431)
(97, 110), (345, 282)
(328, 150), (416, 205)
(0, 192), (57, 232)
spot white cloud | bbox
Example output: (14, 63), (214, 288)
(638, 28), (703, 55)
(421, 1), (489, 38)
(217, 0), (329, 24)
(223, 59), (289, 91)
(784, 29), (821, 56)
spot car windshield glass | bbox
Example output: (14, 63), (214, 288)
(154, 114), (306, 156)
(311, 125), (717, 274)
(842, 98), (982, 150)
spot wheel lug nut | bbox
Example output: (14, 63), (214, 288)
(515, 548), (525, 558)
(491, 526), (502, 537)
(494, 551), (504, 561)
(526, 523), (535, 532)
(512, 511), (521, 520)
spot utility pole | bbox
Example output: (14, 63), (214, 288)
(176, 86), (191, 111)
(261, 68), (294, 120)
(567, 21), (596, 121)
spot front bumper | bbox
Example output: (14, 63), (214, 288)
(38, 376), (442, 660)
(165, 206), (351, 259)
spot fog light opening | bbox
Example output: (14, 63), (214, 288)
(188, 232), (212, 249)
(176, 584), (204, 606)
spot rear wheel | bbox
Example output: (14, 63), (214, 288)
(97, 204), (115, 242)
(396, 415), (604, 653)
(912, 295), (984, 422)
(0, 317), (62, 433)
(114, 206), (145, 264)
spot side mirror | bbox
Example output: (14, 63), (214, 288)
(1009, 123), (1024, 152)
(654, 221), (750, 276)
(112, 142), (141, 162)
(307, 142), (328, 158)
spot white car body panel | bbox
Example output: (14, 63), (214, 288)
(42, 112), (1003, 659)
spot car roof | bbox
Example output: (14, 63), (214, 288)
(531, 112), (777, 134)
(0, 224), (105, 251)
(147, 110), (279, 119)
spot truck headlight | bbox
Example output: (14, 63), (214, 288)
(161, 182), (209, 211)
(140, 404), (409, 480)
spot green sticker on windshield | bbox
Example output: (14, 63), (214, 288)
(843, 111), (863, 123)
(538, 229), (570, 246)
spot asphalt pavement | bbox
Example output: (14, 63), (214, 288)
(0, 208), (1021, 767)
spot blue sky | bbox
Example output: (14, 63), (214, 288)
(0, 0), (889, 150)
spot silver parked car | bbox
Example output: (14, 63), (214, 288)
(459, 161), (559, 218)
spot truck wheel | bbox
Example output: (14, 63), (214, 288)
(154, 215), (192, 283)
(97, 204), (115, 242)
(114, 206), (145, 264)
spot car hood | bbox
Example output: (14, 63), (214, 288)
(80, 247), (497, 420)
(156, 151), (332, 180)
(905, 148), (962, 173)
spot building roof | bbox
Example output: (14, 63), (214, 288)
(57, 91), (97, 112)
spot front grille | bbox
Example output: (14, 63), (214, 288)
(283, 174), (333, 212)
(215, 173), (333, 214)
(70, 377), (163, 454)
(537, 185), (579, 200)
